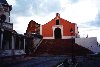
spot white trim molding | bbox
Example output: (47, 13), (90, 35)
(43, 37), (54, 39)
(62, 36), (75, 39)
(43, 36), (75, 39)
(40, 25), (42, 35)
(52, 25), (63, 39)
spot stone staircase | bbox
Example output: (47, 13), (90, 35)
(34, 39), (93, 56)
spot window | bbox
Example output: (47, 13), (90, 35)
(56, 20), (59, 25)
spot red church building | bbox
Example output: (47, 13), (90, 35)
(26, 13), (92, 56)
(40, 13), (79, 39)
(26, 13), (79, 39)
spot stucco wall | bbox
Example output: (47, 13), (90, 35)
(42, 19), (55, 37)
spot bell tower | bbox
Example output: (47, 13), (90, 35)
(0, 0), (12, 22)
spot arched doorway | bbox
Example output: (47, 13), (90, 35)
(54, 28), (62, 39)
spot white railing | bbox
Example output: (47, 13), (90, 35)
(0, 49), (26, 57)
(34, 39), (43, 52)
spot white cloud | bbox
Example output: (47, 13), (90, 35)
(13, 16), (30, 34)
(13, 13), (56, 34)
(60, 0), (98, 24)
(7, 0), (16, 6)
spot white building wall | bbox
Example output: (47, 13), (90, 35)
(0, 3), (10, 23)
(75, 24), (80, 38)
(75, 24), (78, 34)
(40, 25), (42, 35)
(75, 37), (100, 53)
(4, 12), (10, 22)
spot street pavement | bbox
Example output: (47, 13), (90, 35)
(1, 55), (100, 67)
(10, 56), (67, 67)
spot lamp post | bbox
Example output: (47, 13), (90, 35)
(70, 28), (76, 65)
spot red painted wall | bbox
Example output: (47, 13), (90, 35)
(42, 18), (55, 37)
(42, 13), (75, 37)
(60, 18), (75, 36)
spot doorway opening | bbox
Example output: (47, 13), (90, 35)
(54, 28), (62, 39)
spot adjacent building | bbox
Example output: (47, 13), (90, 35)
(0, 0), (26, 58)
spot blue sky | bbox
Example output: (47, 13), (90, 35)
(7, 0), (100, 42)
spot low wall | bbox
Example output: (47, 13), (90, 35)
(75, 37), (100, 53)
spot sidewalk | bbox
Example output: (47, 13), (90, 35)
(0, 56), (33, 67)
